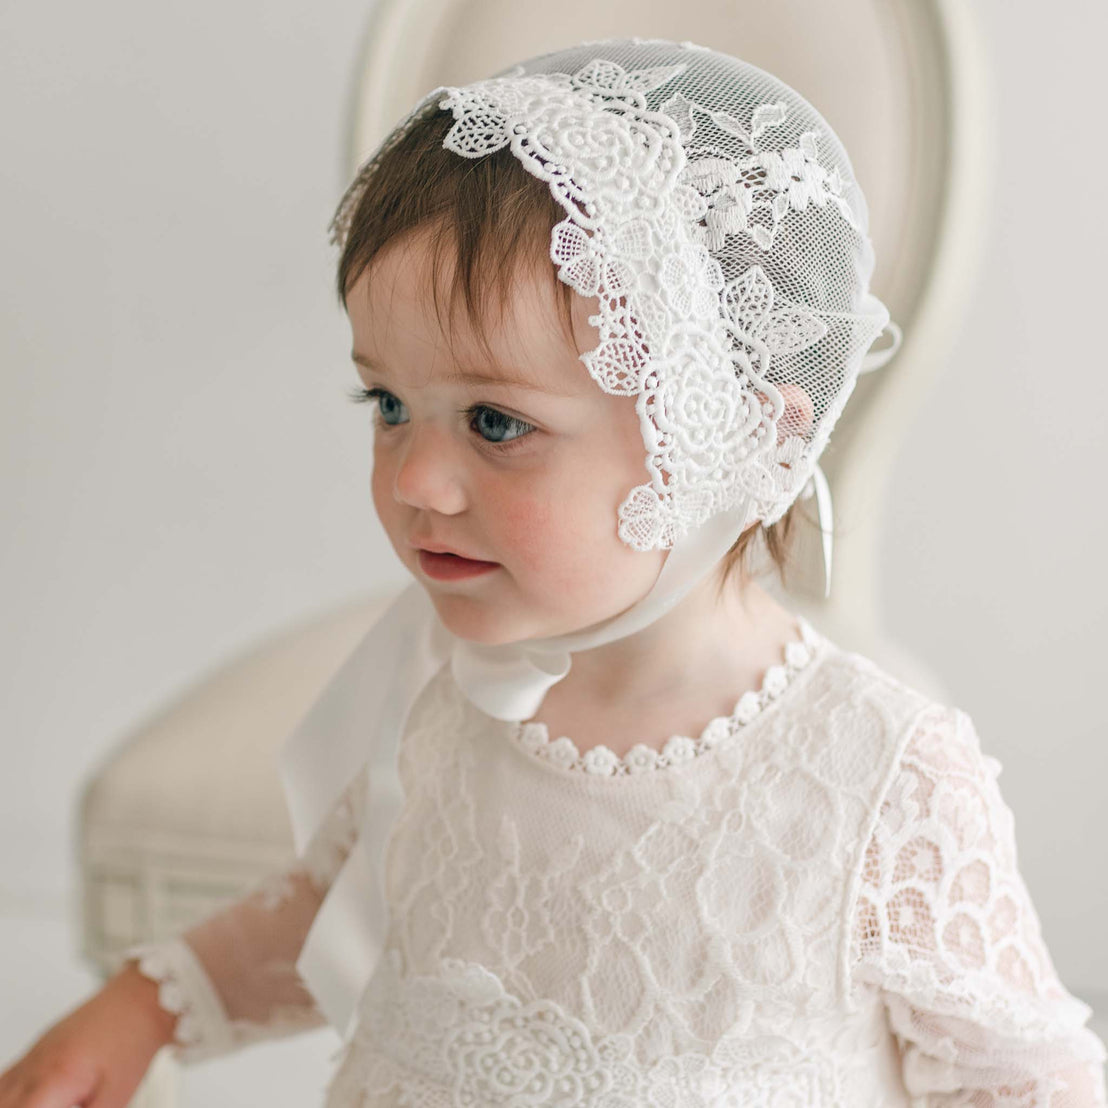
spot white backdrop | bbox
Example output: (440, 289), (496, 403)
(2, 0), (1105, 1069)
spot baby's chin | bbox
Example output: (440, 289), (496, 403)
(422, 589), (624, 647)
(423, 591), (538, 646)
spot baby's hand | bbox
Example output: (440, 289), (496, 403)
(0, 962), (178, 1108)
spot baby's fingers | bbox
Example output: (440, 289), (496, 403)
(0, 1049), (98, 1108)
(0, 967), (165, 1108)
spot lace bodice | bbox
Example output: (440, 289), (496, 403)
(125, 620), (1107, 1106)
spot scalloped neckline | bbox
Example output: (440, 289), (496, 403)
(507, 614), (822, 778)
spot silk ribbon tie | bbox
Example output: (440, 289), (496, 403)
(799, 316), (901, 598)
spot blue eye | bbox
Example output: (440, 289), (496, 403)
(363, 390), (412, 423)
(348, 387), (535, 451)
(471, 405), (532, 444)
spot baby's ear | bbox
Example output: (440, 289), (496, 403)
(777, 383), (815, 441)
(754, 383), (815, 444)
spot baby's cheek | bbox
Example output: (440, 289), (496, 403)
(489, 486), (587, 581)
(491, 487), (556, 568)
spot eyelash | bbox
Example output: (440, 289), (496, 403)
(348, 386), (536, 452)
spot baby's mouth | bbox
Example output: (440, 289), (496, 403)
(418, 549), (500, 580)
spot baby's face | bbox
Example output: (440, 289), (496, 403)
(345, 226), (667, 645)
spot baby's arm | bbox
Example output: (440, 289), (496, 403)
(851, 705), (1107, 1105)
(120, 762), (368, 1062)
(0, 959), (180, 1108)
(0, 764), (367, 1107)
(120, 869), (330, 1063)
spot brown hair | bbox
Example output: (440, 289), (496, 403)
(333, 101), (805, 595)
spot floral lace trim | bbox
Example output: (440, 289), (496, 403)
(125, 937), (329, 1063)
(124, 937), (230, 1058)
(509, 615), (820, 776)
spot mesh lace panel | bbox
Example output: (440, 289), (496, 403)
(123, 767), (368, 1063)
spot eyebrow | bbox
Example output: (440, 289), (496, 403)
(351, 351), (574, 395)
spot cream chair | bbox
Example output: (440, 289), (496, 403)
(78, 2), (988, 1104)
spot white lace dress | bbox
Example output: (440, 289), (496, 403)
(125, 616), (1108, 1106)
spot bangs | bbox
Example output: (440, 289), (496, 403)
(334, 103), (578, 380)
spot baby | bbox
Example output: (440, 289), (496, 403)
(345, 216), (804, 759)
(3, 36), (1105, 1108)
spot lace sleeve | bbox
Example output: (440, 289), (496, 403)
(121, 764), (368, 1064)
(851, 704), (1108, 1106)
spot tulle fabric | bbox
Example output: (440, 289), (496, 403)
(122, 766), (367, 1064)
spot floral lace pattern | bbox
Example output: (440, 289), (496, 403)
(318, 639), (1106, 1106)
(852, 705), (1108, 1104)
(509, 615), (820, 776)
(120, 626), (1106, 1103)
(324, 947), (876, 1108)
(313, 638), (941, 1107)
(673, 99), (858, 253)
(329, 41), (889, 549)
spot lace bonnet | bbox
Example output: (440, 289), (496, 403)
(279, 37), (900, 1038)
(332, 36), (896, 560)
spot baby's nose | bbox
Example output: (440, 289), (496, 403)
(392, 423), (467, 514)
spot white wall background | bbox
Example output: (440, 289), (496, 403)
(2, 0), (1105, 1092)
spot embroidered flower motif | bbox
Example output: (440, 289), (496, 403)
(624, 744), (661, 773)
(644, 326), (763, 498)
(723, 265), (828, 357)
(663, 735), (698, 764)
(766, 435), (807, 499)
(445, 995), (634, 1105)
(680, 110), (857, 252)
(701, 717), (733, 749)
(616, 484), (667, 549)
(550, 218), (640, 298)
(545, 735), (580, 770)
(569, 57), (689, 110)
(519, 722), (548, 754)
(762, 665), (789, 700)
(534, 101), (678, 209)
(657, 242), (724, 318)
(582, 744), (621, 776)
(679, 155), (754, 250)
(733, 691), (763, 726)
(761, 143), (821, 206)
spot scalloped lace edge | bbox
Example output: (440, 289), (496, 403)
(124, 938), (330, 1063)
(509, 614), (821, 776)
(124, 937), (234, 1058)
